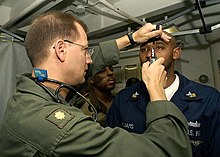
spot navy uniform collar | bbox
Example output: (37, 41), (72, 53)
(128, 81), (148, 101)
(175, 71), (202, 101)
(127, 81), (150, 112)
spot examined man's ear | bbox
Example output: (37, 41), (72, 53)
(173, 47), (181, 59)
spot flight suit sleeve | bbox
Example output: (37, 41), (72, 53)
(54, 100), (192, 157)
(145, 100), (192, 157)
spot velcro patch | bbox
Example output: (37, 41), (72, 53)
(45, 108), (74, 129)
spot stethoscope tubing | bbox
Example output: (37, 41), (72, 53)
(30, 76), (97, 121)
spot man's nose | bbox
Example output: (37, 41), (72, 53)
(106, 68), (113, 75)
(86, 56), (93, 64)
(145, 47), (154, 57)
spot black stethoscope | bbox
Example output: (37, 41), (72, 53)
(30, 76), (98, 121)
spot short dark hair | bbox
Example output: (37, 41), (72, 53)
(24, 11), (88, 67)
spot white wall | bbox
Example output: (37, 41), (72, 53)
(205, 28), (220, 90)
(0, 5), (10, 25)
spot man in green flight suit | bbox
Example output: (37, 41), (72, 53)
(0, 11), (192, 157)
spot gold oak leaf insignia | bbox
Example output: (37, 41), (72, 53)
(54, 111), (65, 120)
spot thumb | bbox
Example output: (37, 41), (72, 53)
(142, 60), (150, 68)
(154, 57), (165, 65)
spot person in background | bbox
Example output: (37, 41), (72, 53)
(81, 66), (115, 127)
(0, 11), (192, 157)
(107, 31), (220, 157)
(72, 65), (116, 127)
(126, 77), (140, 88)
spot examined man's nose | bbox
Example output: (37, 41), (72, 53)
(150, 48), (157, 64)
(144, 56), (151, 63)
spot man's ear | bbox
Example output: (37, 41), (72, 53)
(173, 47), (182, 60)
(53, 40), (66, 62)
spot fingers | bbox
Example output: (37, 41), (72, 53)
(145, 23), (171, 42)
(161, 70), (168, 88)
(143, 24), (163, 40)
(154, 24), (171, 42)
(154, 57), (165, 65)
(142, 59), (150, 69)
(156, 24), (160, 30)
(132, 23), (171, 44)
(142, 57), (164, 68)
(141, 57), (167, 100)
(142, 23), (160, 32)
(160, 32), (171, 42)
(151, 25), (171, 42)
(142, 58), (165, 87)
(143, 23), (162, 33)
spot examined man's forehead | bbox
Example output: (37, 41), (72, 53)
(140, 40), (167, 47)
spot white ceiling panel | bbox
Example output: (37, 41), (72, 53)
(0, 0), (220, 43)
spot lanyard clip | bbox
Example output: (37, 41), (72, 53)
(34, 68), (48, 82)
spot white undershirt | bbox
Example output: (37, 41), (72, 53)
(165, 74), (180, 101)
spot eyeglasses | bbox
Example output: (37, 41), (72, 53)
(64, 39), (94, 57)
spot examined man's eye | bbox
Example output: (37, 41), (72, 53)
(141, 48), (146, 52)
(155, 46), (161, 50)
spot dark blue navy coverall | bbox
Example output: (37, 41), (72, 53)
(107, 71), (220, 157)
